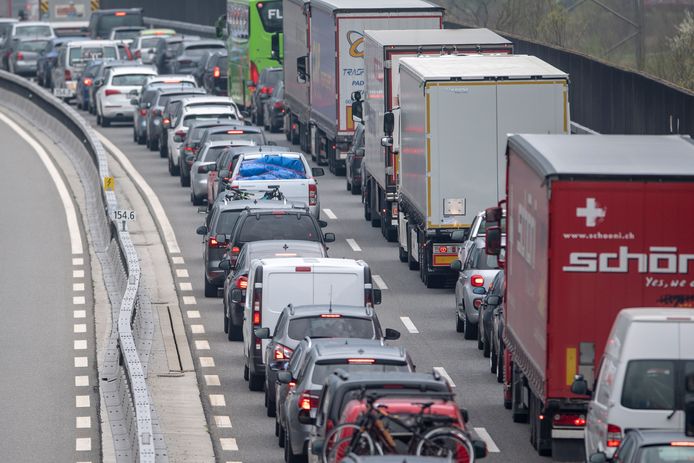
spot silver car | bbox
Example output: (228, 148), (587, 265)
(190, 140), (255, 205)
(453, 239), (501, 340)
(7, 38), (48, 76)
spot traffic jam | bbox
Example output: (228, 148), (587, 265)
(8, 1), (694, 462)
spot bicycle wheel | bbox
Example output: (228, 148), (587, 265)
(416, 427), (475, 462)
(322, 423), (377, 463)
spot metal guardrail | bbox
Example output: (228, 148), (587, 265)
(0, 71), (164, 462)
(144, 16), (217, 38)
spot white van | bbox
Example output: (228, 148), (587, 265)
(584, 308), (694, 459)
(239, 257), (382, 389)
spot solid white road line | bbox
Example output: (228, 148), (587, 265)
(220, 438), (238, 451)
(474, 427), (501, 453)
(433, 367), (456, 388)
(346, 239), (362, 252)
(214, 416), (232, 428)
(0, 113), (83, 255)
(96, 132), (181, 254)
(372, 275), (388, 290)
(399, 317), (419, 334)
(323, 208), (337, 220)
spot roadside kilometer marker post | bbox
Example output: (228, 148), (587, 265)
(113, 209), (136, 232)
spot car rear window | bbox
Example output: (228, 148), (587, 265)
(113, 29), (141, 40)
(183, 113), (236, 127)
(471, 248), (498, 270)
(199, 146), (228, 163)
(312, 363), (408, 385)
(16, 25), (52, 37)
(139, 37), (160, 48)
(184, 44), (225, 56)
(96, 14), (144, 37)
(621, 360), (676, 410)
(149, 80), (196, 90)
(17, 40), (48, 52)
(237, 155), (306, 180)
(238, 214), (319, 243)
(111, 73), (151, 86)
(263, 70), (282, 86)
(637, 445), (694, 462)
(210, 132), (264, 145)
(70, 46), (117, 64)
(288, 317), (374, 341)
(213, 210), (242, 234)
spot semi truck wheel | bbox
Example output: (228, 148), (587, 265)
(406, 224), (419, 271)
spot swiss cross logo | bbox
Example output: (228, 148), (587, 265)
(576, 197), (606, 227)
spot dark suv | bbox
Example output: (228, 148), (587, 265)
(88, 8), (144, 39)
(256, 304), (401, 417)
(251, 67), (282, 126)
(145, 88), (206, 151)
(346, 121), (365, 195)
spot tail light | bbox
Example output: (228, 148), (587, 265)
(16, 51), (23, 60)
(152, 108), (162, 116)
(208, 236), (222, 248)
(175, 130), (186, 140)
(471, 275), (485, 287)
(213, 66), (220, 78)
(552, 414), (586, 427)
(230, 246), (241, 266)
(298, 391), (319, 411)
(64, 69), (72, 81)
(473, 298), (483, 310)
(348, 358), (375, 364)
(252, 285), (262, 326)
(274, 101), (284, 110)
(139, 108), (147, 116)
(607, 424), (622, 448)
(260, 86), (274, 95)
(273, 344), (293, 361)
(134, 49), (141, 59)
(365, 286), (373, 307)
(83, 77), (93, 87)
(162, 117), (170, 126)
(184, 146), (194, 152)
(250, 60), (259, 85)
(235, 275), (248, 289)
(308, 184), (317, 206)
(105, 89), (121, 96)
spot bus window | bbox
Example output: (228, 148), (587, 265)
(256, 1), (283, 33)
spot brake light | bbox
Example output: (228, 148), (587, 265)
(184, 146), (194, 152)
(140, 108), (147, 116)
(16, 51), (23, 60)
(208, 236), (221, 248)
(298, 391), (319, 411)
(260, 86), (274, 95)
(226, 130), (244, 134)
(274, 101), (284, 110)
(105, 89), (121, 96)
(250, 61), (259, 85)
(252, 285), (262, 326)
(163, 117), (170, 125)
(320, 314), (341, 318)
(273, 344), (293, 361)
(473, 298), (483, 310)
(607, 424), (622, 448)
(295, 266), (311, 272)
(65, 69), (72, 81)
(348, 358), (375, 364)
(231, 246), (240, 255)
(671, 442), (694, 447)
(115, 11), (127, 16)
(235, 275), (248, 289)
(152, 109), (162, 116)
(83, 77), (93, 87)
(471, 275), (484, 287)
(175, 130), (186, 139)
(289, 380), (296, 389)
(231, 246), (241, 266)
(213, 66), (221, 78)
(308, 184), (317, 206)
(552, 414), (586, 427)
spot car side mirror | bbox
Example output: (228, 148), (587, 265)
(485, 206), (503, 223)
(571, 374), (590, 396)
(486, 295), (501, 306)
(311, 167), (324, 177)
(486, 226), (502, 256)
(219, 169), (230, 179)
(298, 412), (315, 425)
(196, 225), (208, 235)
(318, 220), (328, 228)
(230, 288), (243, 304)
(380, 136), (393, 148)
(373, 288), (382, 305)
(296, 55), (308, 83)
(254, 327), (271, 339)
(459, 408), (469, 423)
(94, 78), (104, 87)
(356, 148), (365, 157)
(450, 259), (462, 271)
(219, 259), (231, 271)
(311, 438), (325, 455)
(451, 230), (468, 242)
(384, 328), (400, 340)
(383, 111), (394, 136)
(130, 97), (138, 105)
(589, 452), (609, 463)
(323, 232), (335, 243)
(351, 100), (363, 122)
(472, 439), (488, 459)
(277, 370), (292, 384)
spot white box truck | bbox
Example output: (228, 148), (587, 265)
(394, 54), (569, 287)
(358, 28), (513, 246)
(292, 0), (443, 172)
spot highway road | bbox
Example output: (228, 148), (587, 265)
(88, 116), (549, 462)
(0, 114), (99, 462)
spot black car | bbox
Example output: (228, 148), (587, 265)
(251, 67), (282, 126)
(146, 87), (207, 151)
(222, 240), (328, 341)
(262, 80), (284, 133)
(346, 121), (365, 195)
(201, 52), (228, 96)
(153, 35), (190, 75)
(589, 430), (694, 463)
(479, 269), (504, 360)
(172, 39), (225, 75)
(256, 304), (400, 418)
(88, 8), (144, 39)
(487, 270), (505, 382)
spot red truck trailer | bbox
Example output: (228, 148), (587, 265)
(486, 134), (694, 460)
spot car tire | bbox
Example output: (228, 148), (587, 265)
(463, 307), (478, 340)
(398, 245), (408, 263)
(350, 182), (360, 195)
(456, 311), (464, 333)
(248, 370), (263, 391)
(192, 193), (203, 206)
(497, 347), (505, 384)
(96, 114), (102, 126)
(133, 127), (138, 142)
(407, 227), (419, 271)
(346, 178), (351, 191)
(228, 322), (242, 342)
(490, 347), (497, 373)
(243, 362), (249, 381)
(180, 172), (190, 187)
(137, 132), (146, 145)
(168, 154), (180, 176)
(284, 429), (304, 463)
(483, 333), (491, 358)
(278, 423), (286, 448)
(266, 392), (276, 417)
(159, 140), (167, 158)
(477, 332), (484, 351)
(223, 303), (229, 333)
(204, 277), (216, 297)
(102, 116), (111, 127)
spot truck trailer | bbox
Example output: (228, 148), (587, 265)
(490, 134), (694, 460)
(394, 54), (568, 287)
(284, 0), (444, 170)
(359, 28), (512, 244)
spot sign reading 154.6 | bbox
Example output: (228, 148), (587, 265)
(113, 210), (136, 221)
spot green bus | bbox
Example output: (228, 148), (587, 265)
(225, 0), (283, 110)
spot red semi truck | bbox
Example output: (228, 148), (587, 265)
(486, 134), (694, 460)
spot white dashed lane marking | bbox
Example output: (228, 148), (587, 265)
(323, 208), (337, 220)
(72, 257), (84, 266)
(191, 324), (205, 334)
(214, 416), (232, 428)
(75, 396), (90, 407)
(76, 416), (91, 429)
(74, 324), (86, 333)
(73, 269), (84, 278)
(372, 275), (388, 290)
(346, 238), (362, 252)
(75, 376), (89, 387)
(73, 310), (86, 318)
(74, 357), (88, 368)
(187, 310), (201, 319)
(195, 340), (210, 350)
(75, 438), (91, 451)
(199, 357), (215, 367)
(433, 367), (456, 388)
(73, 283), (85, 291)
(179, 282), (193, 291)
(176, 268), (189, 278)
(183, 296), (197, 305)
(73, 296), (85, 305)
(400, 317), (419, 334)
(205, 375), (221, 386)
(220, 438), (238, 451)
(74, 340), (87, 350)
(172, 256), (185, 265)
(474, 427), (501, 453)
(209, 394), (226, 406)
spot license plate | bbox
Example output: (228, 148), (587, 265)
(53, 88), (72, 97)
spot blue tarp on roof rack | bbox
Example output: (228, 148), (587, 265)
(238, 155), (306, 180)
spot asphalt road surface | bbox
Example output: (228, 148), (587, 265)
(91, 115), (549, 463)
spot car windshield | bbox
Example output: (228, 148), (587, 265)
(139, 37), (160, 48)
(472, 247), (499, 270)
(215, 55), (228, 69)
(312, 363), (408, 385)
(157, 93), (199, 108)
(263, 70), (282, 87)
(237, 155), (306, 180)
(16, 25), (52, 37)
(637, 445), (694, 462)
(17, 40), (48, 52)
(477, 216), (507, 236)
(237, 214), (319, 243)
(70, 46), (116, 64)
(149, 81), (196, 90)
(184, 44), (224, 56)
(210, 132), (264, 145)
(111, 74), (151, 86)
(288, 317), (374, 341)
(214, 210), (242, 234)
(97, 14), (143, 37)
(183, 113), (236, 127)
(622, 360), (676, 410)
(200, 146), (227, 163)
(113, 29), (141, 40)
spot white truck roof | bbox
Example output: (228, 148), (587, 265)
(617, 308), (694, 323)
(364, 28), (511, 47)
(311, 0), (441, 11)
(509, 134), (694, 178)
(256, 257), (367, 271)
(399, 54), (567, 81)
(110, 66), (158, 76)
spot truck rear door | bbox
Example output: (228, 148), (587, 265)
(313, 270), (363, 306)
